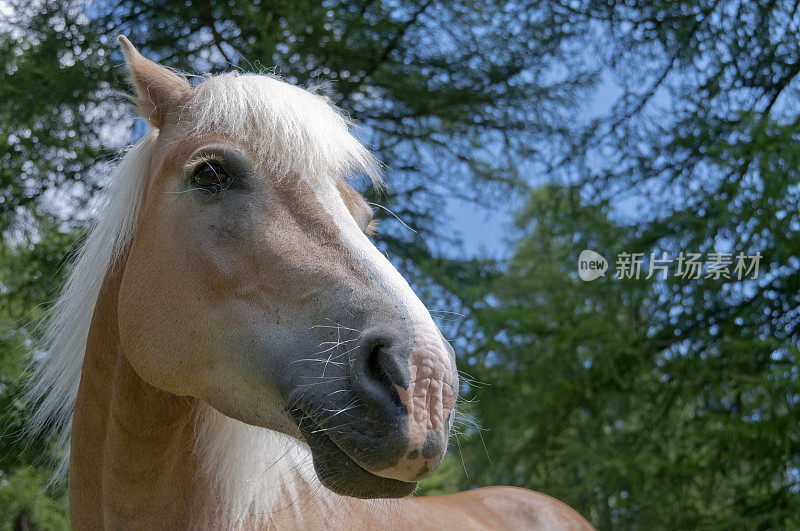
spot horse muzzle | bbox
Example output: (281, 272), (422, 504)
(286, 320), (458, 497)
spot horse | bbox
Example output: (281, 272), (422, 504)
(25, 36), (593, 529)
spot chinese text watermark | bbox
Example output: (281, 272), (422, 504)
(578, 250), (761, 282)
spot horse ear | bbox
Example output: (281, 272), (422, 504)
(118, 35), (194, 129)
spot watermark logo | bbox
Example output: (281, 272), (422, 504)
(577, 250), (762, 281)
(578, 249), (608, 281)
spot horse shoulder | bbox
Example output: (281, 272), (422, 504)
(402, 486), (594, 530)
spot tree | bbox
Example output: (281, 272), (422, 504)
(0, 227), (75, 528)
(450, 2), (800, 527)
(464, 182), (799, 528)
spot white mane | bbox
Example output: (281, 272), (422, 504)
(25, 71), (382, 525)
(26, 130), (156, 465)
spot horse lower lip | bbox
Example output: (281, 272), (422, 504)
(288, 408), (416, 498)
(289, 407), (364, 465)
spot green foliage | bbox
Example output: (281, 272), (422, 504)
(461, 185), (799, 527)
(0, 223), (76, 525)
(0, 466), (68, 531)
(453, 1), (800, 526)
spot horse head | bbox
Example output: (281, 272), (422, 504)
(114, 36), (457, 498)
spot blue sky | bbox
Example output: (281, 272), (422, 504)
(439, 71), (627, 259)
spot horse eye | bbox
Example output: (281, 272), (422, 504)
(192, 161), (231, 192)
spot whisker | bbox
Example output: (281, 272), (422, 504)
(368, 202), (417, 234)
(289, 358), (347, 367)
(313, 337), (357, 356)
(311, 324), (362, 334)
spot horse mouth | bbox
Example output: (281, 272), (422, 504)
(289, 408), (417, 498)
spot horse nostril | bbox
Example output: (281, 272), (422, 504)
(351, 332), (410, 414)
(365, 341), (393, 390)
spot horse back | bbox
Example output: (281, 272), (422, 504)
(404, 486), (594, 530)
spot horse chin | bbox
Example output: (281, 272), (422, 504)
(293, 410), (417, 498)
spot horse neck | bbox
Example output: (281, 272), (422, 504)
(70, 264), (220, 527)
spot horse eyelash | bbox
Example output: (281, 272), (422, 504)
(185, 152), (226, 172)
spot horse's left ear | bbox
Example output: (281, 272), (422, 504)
(118, 35), (194, 129)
